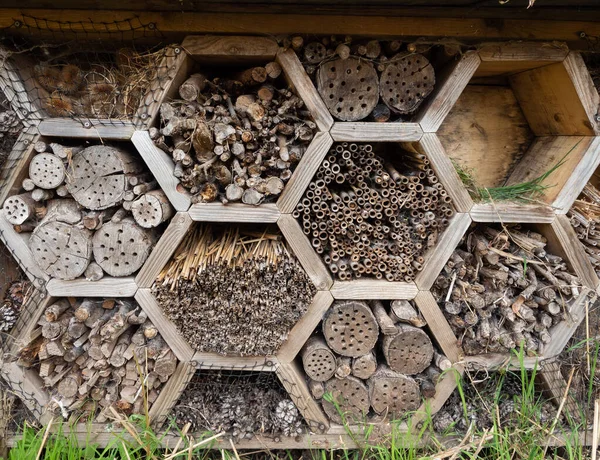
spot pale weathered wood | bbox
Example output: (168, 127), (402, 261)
(277, 290), (334, 363)
(0, 128), (39, 208)
(462, 353), (540, 370)
(131, 130), (191, 212)
(135, 289), (195, 363)
(148, 361), (196, 429)
(182, 35), (279, 62)
(131, 190), (174, 228)
(470, 203), (555, 223)
(188, 202), (280, 223)
(135, 212), (192, 288)
(46, 276), (138, 297)
(436, 85), (534, 188)
(413, 291), (461, 363)
(537, 361), (580, 420)
(551, 215), (599, 289)
(553, 137), (600, 213)
(38, 119), (135, 140)
(277, 132), (332, 214)
(417, 133), (473, 213)
(329, 280), (418, 300)
(330, 122), (423, 142)
(277, 48), (334, 132)
(416, 212), (471, 291)
(134, 46), (191, 129)
(193, 353), (276, 371)
(276, 360), (330, 432)
(505, 136), (600, 210)
(0, 363), (49, 421)
(277, 213), (333, 291)
(416, 51), (480, 133)
(7, 291), (53, 356)
(562, 52), (600, 135)
(511, 58), (599, 136)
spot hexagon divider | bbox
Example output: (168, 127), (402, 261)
(193, 353), (277, 372)
(415, 212), (472, 291)
(277, 213), (333, 291)
(415, 50), (481, 133)
(470, 202), (556, 224)
(5, 291), (53, 357)
(135, 212), (193, 288)
(329, 280), (418, 300)
(188, 202), (280, 223)
(276, 359), (331, 433)
(131, 130), (192, 212)
(277, 290), (334, 364)
(148, 360), (196, 429)
(277, 132), (333, 214)
(0, 126), (39, 207)
(135, 288), (195, 363)
(37, 118), (136, 140)
(46, 277), (138, 297)
(330, 122), (423, 143)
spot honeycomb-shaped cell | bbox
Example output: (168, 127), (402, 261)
(4, 296), (179, 425)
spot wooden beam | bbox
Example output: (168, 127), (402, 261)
(330, 122), (422, 142)
(46, 276), (138, 297)
(38, 119), (135, 140)
(330, 280), (418, 300)
(189, 202), (280, 223)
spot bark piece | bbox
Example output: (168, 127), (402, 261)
(389, 300), (426, 327)
(371, 300), (398, 335)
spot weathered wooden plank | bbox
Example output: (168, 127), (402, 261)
(0, 362), (49, 422)
(511, 57), (600, 136)
(0, 210), (49, 283)
(478, 41), (570, 62)
(330, 280), (418, 300)
(537, 361), (580, 421)
(413, 291), (461, 363)
(149, 361), (196, 429)
(553, 137), (600, 213)
(418, 133), (473, 213)
(470, 203), (555, 223)
(276, 360), (330, 432)
(277, 132), (332, 214)
(416, 51), (480, 133)
(277, 48), (334, 133)
(135, 212), (193, 288)
(131, 130), (191, 212)
(193, 353), (276, 371)
(188, 202), (280, 223)
(46, 277), (138, 297)
(183, 35), (279, 62)
(551, 215), (599, 290)
(135, 288), (195, 363)
(330, 122), (422, 142)
(0, 128), (38, 208)
(277, 213), (333, 291)
(416, 212), (471, 291)
(277, 290), (334, 364)
(505, 136), (600, 210)
(38, 119), (135, 140)
(462, 353), (540, 370)
(7, 291), (52, 356)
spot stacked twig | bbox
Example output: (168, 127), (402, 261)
(154, 65), (316, 205)
(289, 36), (447, 121)
(18, 298), (177, 422)
(302, 300), (448, 423)
(568, 183), (600, 277)
(432, 225), (582, 356)
(2, 143), (173, 280)
(295, 142), (453, 281)
(152, 224), (316, 356)
(173, 370), (304, 440)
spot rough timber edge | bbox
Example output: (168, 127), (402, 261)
(0, 126), (38, 208)
(37, 118), (135, 140)
(188, 202), (280, 223)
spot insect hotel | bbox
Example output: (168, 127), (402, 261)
(0, 0), (599, 449)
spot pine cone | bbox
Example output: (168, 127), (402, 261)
(0, 302), (18, 332)
(0, 110), (21, 134)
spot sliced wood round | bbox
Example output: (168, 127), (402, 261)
(304, 42), (327, 64)
(92, 217), (154, 277)
(3, 193), (35, 225)
(367, 365), (421, 416)
(382, 325), (433, 375)
(317, 57), (379, 121)
(322, 376), (370, 424)
(301, 336), (337, 382)
(65, 145), (143, 210)
(379, 54), (435, 114)
(131, 190), (174, 228)
(322, 300), (379, 357)
(29, 153), (66, 189)
(30, 220), (93, 280)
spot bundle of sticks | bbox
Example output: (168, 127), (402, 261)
(2, 142), (172, 280)
(287, 35), (447, 122)
(295, 142), (453, 281)
(18, 298), (177, 422)
(432, 225), (582, 356)
(152, 224), (316, 356)
(32, 47), (168, 118)
(568, 183), (600, 277)
(301, 299), (450, 424)
(153, 64), (316, 205)
(173, 370), (303, 440)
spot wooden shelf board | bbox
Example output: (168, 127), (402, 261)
(38, 118), (135, 140)
(189, 202), (280, 223)
(46, 276), (138, 297)
(470, 203), (555, 223)
(330, 122), (423, 142)
(193, 353), (277, 371)
(330, 280), (418, 300)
